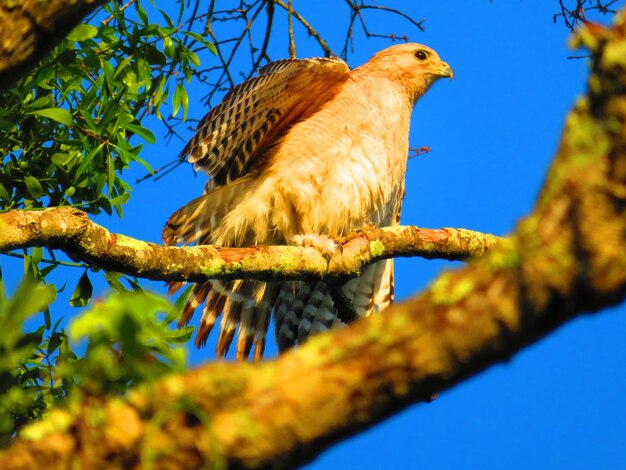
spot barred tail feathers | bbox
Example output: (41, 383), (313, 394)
(192, 279), (276, 360)
(372, 258), (394, 311)
(273, 259), (394, 352)
(274, 281), (335, 352)
(345, 259), (394, 315)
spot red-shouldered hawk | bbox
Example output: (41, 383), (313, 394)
(163, 43), (453, 360)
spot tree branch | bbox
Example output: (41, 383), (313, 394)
(0, 207), (499, 283)
(0, 0), (105, 91)
(2, 10), (626, 469)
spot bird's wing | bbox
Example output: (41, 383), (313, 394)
(180, 57), (351, 186)
(162, 172), (258, 245)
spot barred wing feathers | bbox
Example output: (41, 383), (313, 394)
(180, 57), (350, 186)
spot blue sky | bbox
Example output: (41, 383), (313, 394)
(7, 1), (626, 468)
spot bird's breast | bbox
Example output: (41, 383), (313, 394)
(270, 84), (413, 236)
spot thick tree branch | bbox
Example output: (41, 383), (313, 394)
(0, 207), (498, 283)
(0, 0), (105, 91)
(2, 10), (626, 469)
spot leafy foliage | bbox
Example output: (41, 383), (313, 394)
(0, 4), (210, 441)
(0, 271), (56, 447)
(68, 289), (192, 394)
(0, 271), (191, 447)
(0, 1), (213, 217)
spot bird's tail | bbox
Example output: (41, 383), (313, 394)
(274, 259), (395, 351)
(164, 174), (279, 359)
(169, 275), (277, 360)
(178, 279), (276, 359)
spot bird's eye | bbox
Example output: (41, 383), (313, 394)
(414, 50), (428, 61)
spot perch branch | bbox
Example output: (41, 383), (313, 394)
(0, 207), (499, 283)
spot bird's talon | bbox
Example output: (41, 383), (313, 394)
(291, 234), (342, 260)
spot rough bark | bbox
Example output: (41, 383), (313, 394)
(1, 11), (626, 470)
(0, 207), (499, 283)
(0, 0), (105, 91)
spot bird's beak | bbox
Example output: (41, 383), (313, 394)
(437, 62), (454, 80)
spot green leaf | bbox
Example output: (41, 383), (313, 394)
(162, 326), (194, 343)
(109, 193), (130, 207)
(115, 113), (134, 128)
(0, 183), (9, 201)
(68, 291), (187, 372)
(172, 83), (181, 117)
(0, 276), (56, 359)
(102, 61), (115, 93)
(31, 247), (43, 265)
(66, 24), (98, 42)
(187, 51), (201, 67)
(126, 123), (156, 144)
(113, 55), (134, 80)
(125, 277), (143, 292)
(158, 9), (175, 28)
(107, 154), (115, 193)
(128, 152), (154, 173)
(98, 196), (112, 216)
(0, 118), (15, 131)
(24, 96), (53, 109)
(10, 279), (56, 324)
(51, 153), (75, 169)
(179, 85), (189, 120)
(136, 4), (149, 25)
(182, 32), (217, 56)
(163, 36), (175, 58)
(24, 176), (43, 199)
(47, 331), (64, 356)
(173, 83), (189, 120)
(26, 108), (72, 126)
(104, 272), (126, 292)
(69, 271), (93, 308)
(75, 142), (104, 176)
(39, 264), (57, 278)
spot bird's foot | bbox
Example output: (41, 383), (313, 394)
(291, 233), (342, 260)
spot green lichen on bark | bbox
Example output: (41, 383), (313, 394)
(369, 239), (385, 257)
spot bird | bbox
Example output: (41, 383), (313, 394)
(163, 43), (453, 360)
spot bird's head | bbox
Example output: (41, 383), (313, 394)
(357, 43), (453, 102)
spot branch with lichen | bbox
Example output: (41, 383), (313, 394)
(0, 0), (105, 90)
(2, 10), (626, 469)
(0, 207), (499, 284)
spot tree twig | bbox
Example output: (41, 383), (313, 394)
(273, 0), (335, 57)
